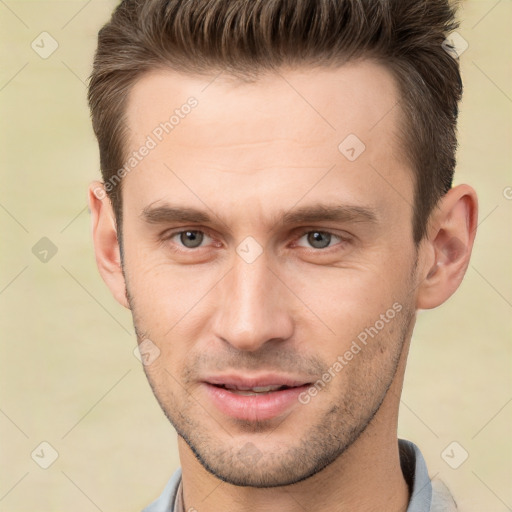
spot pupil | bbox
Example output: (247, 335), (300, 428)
(181, 231), (203, 248)
(308, 231), (330, 249)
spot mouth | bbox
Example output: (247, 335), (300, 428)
(209, 383), (298, 395)
(201, 375), (313, 421)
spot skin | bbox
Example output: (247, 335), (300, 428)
(88, 61), (478, 512)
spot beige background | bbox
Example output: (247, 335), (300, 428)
(1, 1), (511, 510)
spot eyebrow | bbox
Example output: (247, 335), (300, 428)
(140, 203), (379, 227)
(279, 204), (378, 226)
(142, 205), (211, 224)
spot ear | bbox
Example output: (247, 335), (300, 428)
(416, 184), (478, 310)
(88, 181), (130, 309)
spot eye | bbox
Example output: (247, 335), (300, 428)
(169, 230), (212, 249)
(295, 230), (345, 249)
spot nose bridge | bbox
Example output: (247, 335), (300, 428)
(212, 252), (293, 351)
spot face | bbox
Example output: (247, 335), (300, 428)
(120, 61), (420, 487)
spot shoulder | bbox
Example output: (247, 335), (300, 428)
(431, 478), (458, 512)
(399, 439), (458, 512)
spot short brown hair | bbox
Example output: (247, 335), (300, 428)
(88, 0), (462, 243)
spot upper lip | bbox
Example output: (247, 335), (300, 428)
(203, 373), (312, 389)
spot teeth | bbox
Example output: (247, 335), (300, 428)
(224, 384), (285, 393)
(254, 386), (280, 392)
(231, 390), (266, 396)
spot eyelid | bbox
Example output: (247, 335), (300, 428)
(294, 227), (351, 238)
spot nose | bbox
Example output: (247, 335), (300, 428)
(211, 252), (294, 352)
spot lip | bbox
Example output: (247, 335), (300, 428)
(201, 374), (312, 421)
(204, 373), (311, 389)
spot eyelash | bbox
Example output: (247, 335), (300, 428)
(162, 228), (350, 253)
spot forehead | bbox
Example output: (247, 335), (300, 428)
(121, 61), (412, 227)
(125, 60), (403, 154)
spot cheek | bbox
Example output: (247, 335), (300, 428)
(287, 262), (407, 337)
(125, 250), (228, 353)
(286, 265), (413, 395)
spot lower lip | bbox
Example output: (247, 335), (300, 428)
(202, 383), (310, 421)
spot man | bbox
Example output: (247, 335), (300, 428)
(86, 0), (478, 510)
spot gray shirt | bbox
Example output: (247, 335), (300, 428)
(142, 439), (457, 512)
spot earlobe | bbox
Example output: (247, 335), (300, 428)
(88, 181), (130, 309)
(416, 184), (478, 310)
